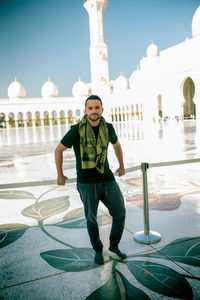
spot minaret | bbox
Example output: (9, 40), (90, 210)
(83, 0), (109, 84)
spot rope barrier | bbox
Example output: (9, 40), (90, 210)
(148, 158), (200, 168)
(133, 158), (200, 245)
(1, 158), (200, 190)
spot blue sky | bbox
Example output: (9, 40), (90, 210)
(0, 0), (199, 98)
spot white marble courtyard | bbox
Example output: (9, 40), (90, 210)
(0, 120), (200, 299)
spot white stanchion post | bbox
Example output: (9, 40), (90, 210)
(133, 162), (161, 244)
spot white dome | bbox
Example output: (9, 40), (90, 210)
(8, 78), (26, 99)
(146, 42), (159, 57)
(114, 73), (129, 93)
(41, 78), (58, 98)
(72, 78), (91, 97)
(192, 6), (200, 37)
(129, 67), (141, 89)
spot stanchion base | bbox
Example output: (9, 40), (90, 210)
(134, 230), (161, 244)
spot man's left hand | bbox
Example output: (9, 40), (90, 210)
(115, 167), (125, 177)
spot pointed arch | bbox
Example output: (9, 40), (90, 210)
(182, 77), (196, 119)
(157, 94), (162, 118)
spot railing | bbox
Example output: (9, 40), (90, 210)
(133, 158), (200, 244)
(1, 158), (200, 244)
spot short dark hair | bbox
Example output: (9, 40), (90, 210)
(85, 95), (103, 107)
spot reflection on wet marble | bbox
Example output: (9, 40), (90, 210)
(0, 120), (200, 299)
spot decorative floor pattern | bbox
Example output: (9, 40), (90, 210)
(0, 174), (200, 300)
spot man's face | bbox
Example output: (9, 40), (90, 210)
(85, 99), (104, 122)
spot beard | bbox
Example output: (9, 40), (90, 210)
(88, 114), (101, 122)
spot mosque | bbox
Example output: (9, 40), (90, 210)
(0, 0), (200, 128)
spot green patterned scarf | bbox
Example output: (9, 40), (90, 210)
(79, 115), (108, 174)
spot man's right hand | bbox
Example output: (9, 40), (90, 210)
(57, 174), (68, 185)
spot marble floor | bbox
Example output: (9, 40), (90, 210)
(0, 120), (200, 299)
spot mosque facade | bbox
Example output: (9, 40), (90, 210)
(1, 0), (200, 128)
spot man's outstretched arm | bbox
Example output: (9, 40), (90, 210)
(55, 142), (68, 185)
(112, 140), (125, 177)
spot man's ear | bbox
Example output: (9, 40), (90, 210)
(102, 107), (104, 113)
(83, 108), (86, 114)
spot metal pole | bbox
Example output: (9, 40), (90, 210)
(133, 162), (161, 244)
(142, 162), (150, 238)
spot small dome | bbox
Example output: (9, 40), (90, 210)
(72, 77), (91, 97)
(8, 77), (26, 99)
(41, 78), (58, 98)
(114, 72), (129, 93)
(192, 6), (200, 37)
(146, 42), (159, 57)
(129, 66), (141, 89)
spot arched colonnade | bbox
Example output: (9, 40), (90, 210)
(109, 104), (143, 123)
(0, 109), (82, 128)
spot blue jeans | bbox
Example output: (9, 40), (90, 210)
(77, 180), (126, 252)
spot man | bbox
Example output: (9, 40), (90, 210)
(55, 95), (126, 265)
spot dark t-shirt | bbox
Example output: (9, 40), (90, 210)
(60, 122), (118, 183)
